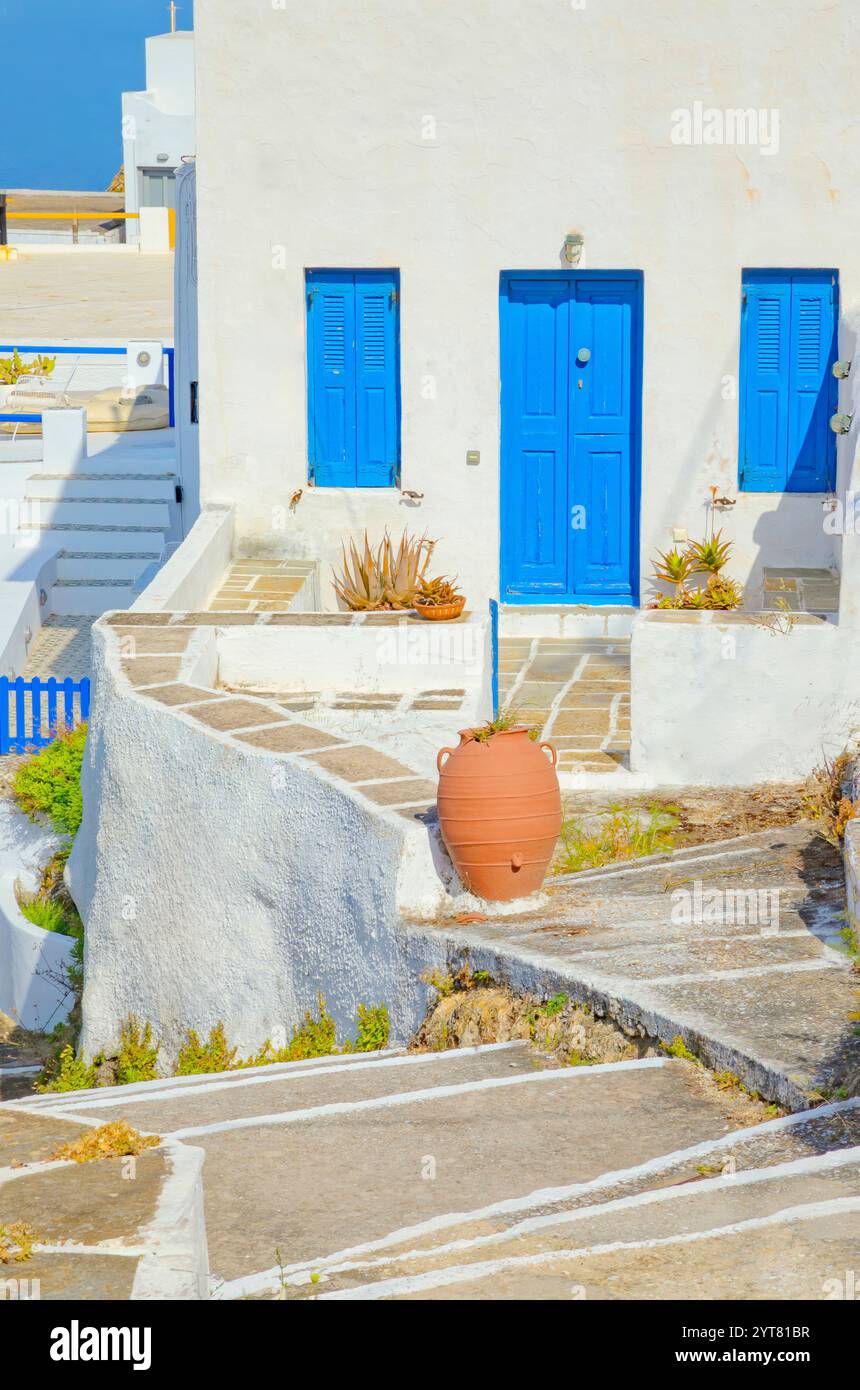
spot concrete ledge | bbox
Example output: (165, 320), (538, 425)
(131, 505), (234, 613)
(500, 605), (635, 639)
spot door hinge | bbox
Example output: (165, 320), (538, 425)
(389, 289), (399, 308)
(175, 482), (184, 504)
(307, 287), (316, 308)
(190, 380), (198, 424)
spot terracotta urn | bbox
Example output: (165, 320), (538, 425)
(436, 726), (561, 901)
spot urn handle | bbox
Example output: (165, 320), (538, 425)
(539, 740), (558, 768)
(437, 746), (456, 774)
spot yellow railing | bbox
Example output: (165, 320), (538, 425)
(4, 207), (175, 249)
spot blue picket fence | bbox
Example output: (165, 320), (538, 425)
(0, 676), (90, 754)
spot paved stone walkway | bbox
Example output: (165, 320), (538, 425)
(759, 566), (840, 614)
(5, 1043), (858, 1300)
(408, 823), (859, 1110)
(208, 560), (317, 612)
(22, 617), (94, 682)
(499, 636), (630, 774)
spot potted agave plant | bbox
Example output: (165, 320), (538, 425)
(413, 575), (465, 622)
(436, 710), (561, 902)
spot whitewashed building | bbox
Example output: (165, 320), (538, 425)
(191, 0), (860, 620)
(121, 29), (195, 241)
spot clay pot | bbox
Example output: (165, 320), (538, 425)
(436, 726), (561, 901)
(413, 596), (466, 621)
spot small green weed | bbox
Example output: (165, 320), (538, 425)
(556, 805), (677, 874)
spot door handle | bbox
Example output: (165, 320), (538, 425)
(576, 347), (591, 365)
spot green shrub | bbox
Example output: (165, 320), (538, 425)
(284, 994), (338, 1061)
(12, 724), (87, 837)
(176, 1022), (238, 1075)
(36, 1044), (97, 1094)
(115, 1016), (159, 1085)
(354, 1003), (390, 1052)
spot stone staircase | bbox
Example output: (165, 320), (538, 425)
(4, 1044), (859, 1300)
(16, 434), (179, 616)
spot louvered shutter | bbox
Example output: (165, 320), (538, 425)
(307, 273), (356, 485)
(355, 272), (399, 486)
(740, 279), (790, 490)
(786, 276), (836, 492)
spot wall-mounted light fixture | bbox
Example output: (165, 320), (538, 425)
(156, 153), (170, 163)
(830, 411), (853, 434)
(563, 233), (584, 267)
(832, 359), (852, 379)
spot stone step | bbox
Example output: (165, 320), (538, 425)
(278, 1096), (860, 1299)
(51, 1051), (750, 1297)
(21, 497), (171, 528)
(27, 474), (177, 502)
(56, 551), (162, 581)
(51, 579), (138, 615)
(0, 1109), (206, 1300)
(18, 525), (166, 551)
(407, 824), (858, 1111)
(363, 1192), (860, 1300)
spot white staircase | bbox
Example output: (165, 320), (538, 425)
(16, 431), (180, 616)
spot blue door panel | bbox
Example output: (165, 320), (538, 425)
(307, 270), (399, 487)
(501, 280), (569, 593)
(572, 283), (633, 434)
(500, 273), (640, 603)
(571, 439), (631, 595)
(740, 271), (836, 492)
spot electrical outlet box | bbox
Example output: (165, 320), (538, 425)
(673, 527), (688, 543)
(466, 450), (480, 465)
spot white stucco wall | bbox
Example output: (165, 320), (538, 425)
(70, 619), (459, 1063)
(631, 609), (860, 786)
(193, 0), (860, 612)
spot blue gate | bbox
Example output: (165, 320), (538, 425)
(0, 677), (90, 754)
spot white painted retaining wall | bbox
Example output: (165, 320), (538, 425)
(217, 613), (491, 708)
(631, 610), (860, 786)
(70, 619), (457, 1064)
(0, 801), (75, 1032)
(131, 505), (233, 613)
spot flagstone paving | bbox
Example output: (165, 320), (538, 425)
(6, 1045), (859, 1301)
(499, 636), (630, 774)
(406, 822), (860, 1111)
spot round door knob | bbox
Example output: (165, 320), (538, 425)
(576, 347), (591, 364)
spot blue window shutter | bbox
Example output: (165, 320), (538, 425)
(307, 272), (357, 485)
(785, 275), (837, 491)
(740, 279), (791, 491)
(355, 271), (399, 486)
(307, 269), (400, 488)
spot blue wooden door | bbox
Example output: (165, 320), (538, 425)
(740, 270), (837, 492)
(500, 273), (640, 602)
(307, 270), (399, 486)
